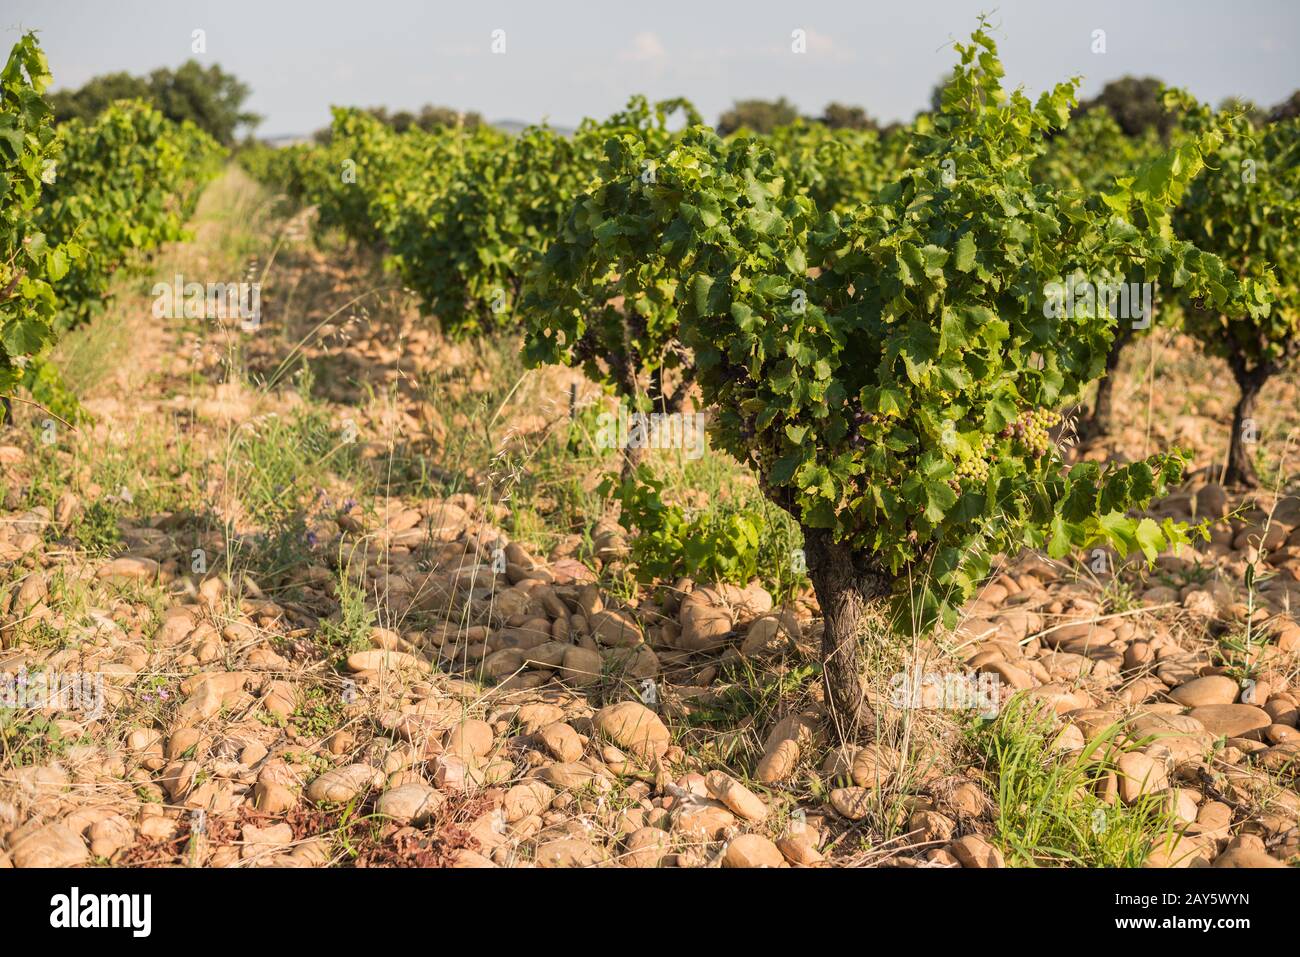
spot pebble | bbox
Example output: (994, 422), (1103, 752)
(949, 834), (1004, 868)
(375, 784), (446, 824)
(306, 764), (382, 804)
(1212, 847), (1286, 868)
(592, 702), (670, 761)
(723, 833), (784, 867)
(829, 787), (873, 821)
(1116, 752), (1170, 803)
(622, 827), (671, 867)
(1169, 675), (1239, 707)
(9, 824), (89, 868)
(1187, 704), (1272, 740)
(705, 770), (768, 822)
(536, 722), (584, 763)
(535, 838), (603, 868)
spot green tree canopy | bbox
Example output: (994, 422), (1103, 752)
(49, 60), (259, 145)
(819, 102), (878, 131)
(1076, 76), (1173, 139)
(716, 97), (801, 135)
(1269, 91), (1300, 123)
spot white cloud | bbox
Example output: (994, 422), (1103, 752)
(621, 31), (667, 62)
(804, 28), (853, 61)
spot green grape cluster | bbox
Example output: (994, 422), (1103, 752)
(1001, 409), (1062, 458)
(948, 432), (993, 491)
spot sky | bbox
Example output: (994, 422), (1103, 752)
(3, 0), (1297, 137)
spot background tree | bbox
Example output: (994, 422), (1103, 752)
(46, 70), (149, 121)
(313, 103), (483, 143)
(1076, 76), (1174, 139)
(49, 60), (259, 145)
(413, 104), (482, 131)
(716, 97), (800, 135)
(1269, 91), (1300, 123)
(819, 102), (877, 131)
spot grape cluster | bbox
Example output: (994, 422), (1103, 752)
(1000, 409), (1061, 458)
(948, 433), (993, 491)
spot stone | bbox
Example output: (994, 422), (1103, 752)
(705, 770), (768, 822)
(829, 787), (873, 821)
(560, 646), (603, 686)
(851, 744), (898, 789)
(588, 609), (643, 648)
(1213, 848), (1286, 868)
(174, 681), (223, 726)
(503, 781), (554, 823)
(157, 760), (199, 801)
(1116, 752), (1169, 803)
(739, 613), (799, 658)
(1190, 801), (1232, 839)
(535, 838), (603, 868)
(777, 834), (825, 865)
(306, 764), (382, 804)
(97, 557), (160, 581)
(536, 722), (584, 763)
(240, 822), (294, 859)
(445, 719), (494, 759)
(622, 827), (671, 868)
(1169, 675), (1240, 707)
(723, 833), (784, 867)
(592, 702), (670, 761)
(673, 803), (737, 841)
(9, 824), (88, 868)
(1187, 704), (1271, 740)
(88, 815), (134, 859)
(254, 781), (298, 814)
(542, 763), (606, 790)
(944, 781), (986, 818)
(949, 834), (1004, 868)
(908, 810), (956, 845)
(375, 784), (446, 825)
(678, 588), (737, 651)
(755, 714), (819, 784)
(345, 649), (430, 674)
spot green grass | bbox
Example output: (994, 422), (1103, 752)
(292, 684), (348, 741)
(0, 710), (76, 768)
(314, 556), (375, 660)
(970, 697), (1179, 867)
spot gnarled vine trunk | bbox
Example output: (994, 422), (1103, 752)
(1224, 359), (1267, 489)
(1083, 325), (1133, 439)
(801, 526), (893, 740)
(617, 366), (695, 480)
